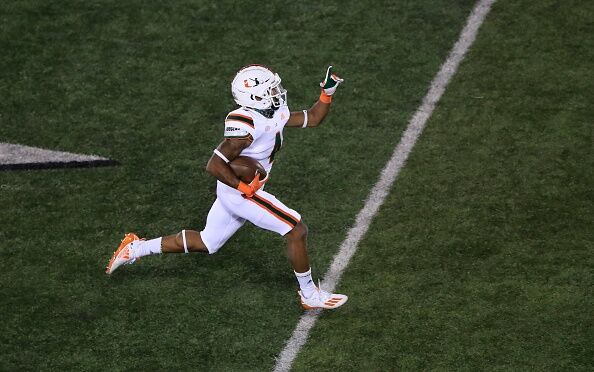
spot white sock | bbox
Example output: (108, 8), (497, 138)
(132, 237), (162, 259)
(295, 268), (317, 299)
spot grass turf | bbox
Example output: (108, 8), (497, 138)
(1, 0), (591, 370)
(294, 0), (594, 370)
(1, 0), (475, 370)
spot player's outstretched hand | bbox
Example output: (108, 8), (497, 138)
(319, 66), (344, 95)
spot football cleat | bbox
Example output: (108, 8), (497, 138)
(298, 283), (348, 310)
(105, 233), (140, 275)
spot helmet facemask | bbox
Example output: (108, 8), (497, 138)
(250, 76), (286, 110)
(267, 82), (287, 109)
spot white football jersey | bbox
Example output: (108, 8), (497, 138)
(223, 105), (290, 175)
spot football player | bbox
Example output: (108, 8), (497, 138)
(106, 65), (347, 310)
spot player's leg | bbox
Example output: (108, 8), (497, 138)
(106, 198), (245, 274)
(285, 220), (310, 273)
(198, 198), (246, 254)
(137, 197), (245, 256)
(239, 192), (310, 277)
(284, 220), (347, 309)
(226, 190), (348, 309)
(221, 190), (305, 273)
(160, 230), (207, 253)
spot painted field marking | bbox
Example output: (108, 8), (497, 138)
(273, 0), (497, 370)
(0, 143), (117, 170)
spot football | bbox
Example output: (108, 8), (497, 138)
(229, 156), (267, 183)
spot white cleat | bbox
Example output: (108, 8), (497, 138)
(105, 233), (140, 275)
(298, 283), (348, 310)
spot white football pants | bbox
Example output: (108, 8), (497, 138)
(200, 182), (301, 254)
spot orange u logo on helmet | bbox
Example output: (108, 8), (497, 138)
(243, 78), (260, 88)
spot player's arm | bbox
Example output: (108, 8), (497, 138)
(286, 66), (344, 128)
(206, 138), (248, 188)
(206, 138), (264, 197)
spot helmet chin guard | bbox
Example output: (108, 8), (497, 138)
(231, 65), (287, 110)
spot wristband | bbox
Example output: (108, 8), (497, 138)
(319, 92), (332, 103)
(237, 181), (253, 195)
(301, 110), (308, 128)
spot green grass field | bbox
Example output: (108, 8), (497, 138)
(1, 0), (592, 370)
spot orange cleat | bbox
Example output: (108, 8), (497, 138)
(105, 233), (140, 275)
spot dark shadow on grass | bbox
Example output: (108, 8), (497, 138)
(0, 159), (119, 171)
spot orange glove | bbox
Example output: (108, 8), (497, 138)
(237, 172), (267, 197)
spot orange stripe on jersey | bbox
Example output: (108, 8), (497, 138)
(232, 113), (253, 121)
(226, 114), (255, 128)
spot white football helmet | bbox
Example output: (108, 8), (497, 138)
(231, 64), (287, 110)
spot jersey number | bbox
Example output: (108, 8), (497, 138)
(269, 132), (282, 163)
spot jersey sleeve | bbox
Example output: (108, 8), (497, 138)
(224, 111), (256, 140)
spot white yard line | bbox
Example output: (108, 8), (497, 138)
(272, 1), (497, 371)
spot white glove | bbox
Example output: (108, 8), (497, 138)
(319, 66), (344, 95)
